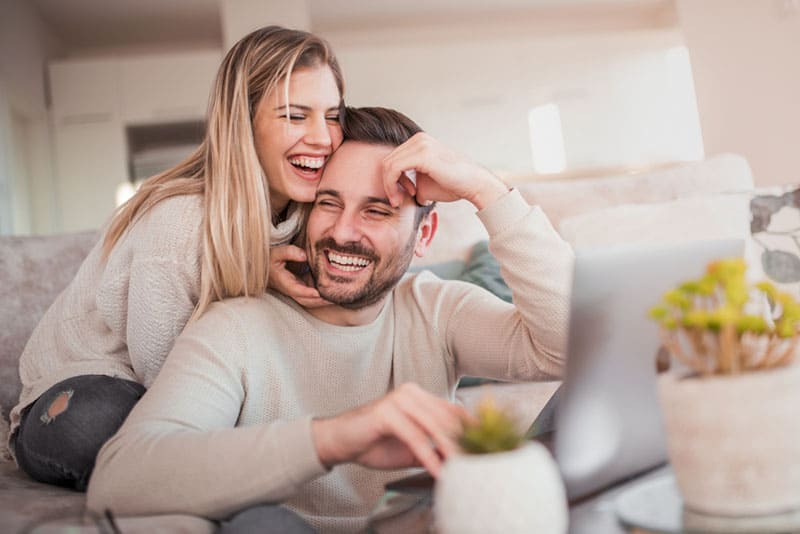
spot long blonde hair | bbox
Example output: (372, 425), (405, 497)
(102, 26), (344, 320)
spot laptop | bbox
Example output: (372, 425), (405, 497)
(553, 238), (744, 499)
(381, 238), (743, 503)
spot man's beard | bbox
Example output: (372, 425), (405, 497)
(308, 234), (416, 310)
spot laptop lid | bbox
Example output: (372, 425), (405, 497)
(553, 238), (744, 499)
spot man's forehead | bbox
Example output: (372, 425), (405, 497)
(320, 141), (393, 194)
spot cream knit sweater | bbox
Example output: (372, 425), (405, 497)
(87, 190), (573, 533)
(10, 194), (302, 440)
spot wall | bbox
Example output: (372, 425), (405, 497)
(677, 0), (800, 187)
(322, 8), (704, 178)
(0, 0), (62, 234)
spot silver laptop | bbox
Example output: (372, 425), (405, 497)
(553, 238), (744, 499)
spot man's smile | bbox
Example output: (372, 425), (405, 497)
(325, 250), (373, 272)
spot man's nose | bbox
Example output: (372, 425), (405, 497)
(329, 210), (363, 244)
(304, 115), (333, 147)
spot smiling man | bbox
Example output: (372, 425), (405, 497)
(87, 107), (574, 533)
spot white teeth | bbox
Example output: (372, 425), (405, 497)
(328, 251), (370, 269)
(289, 156), (325, 170)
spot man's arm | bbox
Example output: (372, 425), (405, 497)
(87, 304), (327, 519)
(88, 302), (472, 518)
(382, 133), (573, 379)
(449, 190), (572, 378)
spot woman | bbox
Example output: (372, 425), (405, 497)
(8, 25), (343, 491)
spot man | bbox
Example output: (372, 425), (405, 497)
(87, 107), (573, 533)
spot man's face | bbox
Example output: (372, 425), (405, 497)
(305, 141), (424, 310)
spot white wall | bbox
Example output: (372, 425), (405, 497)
(324, 20), (704, 178)
(677, 0), (800, 187)
(0, 0), (62, 234)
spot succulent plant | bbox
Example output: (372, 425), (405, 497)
(649, 257), (800, 375)
(459, 397), (524, 454)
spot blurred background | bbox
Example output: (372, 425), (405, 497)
(0, 0), (798, 235)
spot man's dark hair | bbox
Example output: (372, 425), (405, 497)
(342, 106), (435, 226)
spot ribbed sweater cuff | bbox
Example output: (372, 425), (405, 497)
(277, 416), (329, 487)
(477, 188), (536, 236)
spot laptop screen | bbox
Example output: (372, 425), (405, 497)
(553, 238), (744, 499)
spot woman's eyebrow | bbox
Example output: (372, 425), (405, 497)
(272, 104), (340, 112)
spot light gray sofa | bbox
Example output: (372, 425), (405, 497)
(0, 153), (756, 532)
(0, 232), (215, 533)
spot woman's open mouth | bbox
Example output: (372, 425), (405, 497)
(288, 155), (326, 180)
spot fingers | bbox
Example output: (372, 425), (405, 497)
(268, 246), (330, 306)
(294, 294), (331, 309)
(271, 244), (307, 263)
(378, 383), (469, 477)
(382, 133), (431, 207)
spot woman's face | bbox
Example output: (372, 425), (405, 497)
(253, 65), (343, 214)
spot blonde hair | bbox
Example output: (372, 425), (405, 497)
(102, 26), (344, 320)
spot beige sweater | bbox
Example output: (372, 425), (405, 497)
(10, 194), (301, 440)
(87, 190), (573, 533)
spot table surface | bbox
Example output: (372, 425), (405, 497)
(368, 461), (669, 534)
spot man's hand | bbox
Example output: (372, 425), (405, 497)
(312, 383), (474, 477)
(268, 245), (330, 309)
(381, 133), (509, 210)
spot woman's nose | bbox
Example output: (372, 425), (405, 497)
(304, 116), (333, 148)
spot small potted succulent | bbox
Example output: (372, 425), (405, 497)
(650, 258), (800, 516)
(434, 397), (567, 534)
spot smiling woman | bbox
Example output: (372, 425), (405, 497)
(8, 26), (346, 493)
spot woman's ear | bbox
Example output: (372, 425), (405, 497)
(413, 209), (438, 258)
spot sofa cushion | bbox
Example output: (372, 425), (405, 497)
(0, 232), (97, 422)
(557, 192), (752, 251)
(0, 455), (215, 533)
(412, 153), (754, 270)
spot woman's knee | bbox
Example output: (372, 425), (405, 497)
(14, 374), (145, 490)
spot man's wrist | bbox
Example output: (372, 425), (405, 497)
(311, 417), (341, 469)
(470, 176), (511, 211)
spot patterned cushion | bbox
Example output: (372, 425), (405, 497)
(749, 184), (800, 298)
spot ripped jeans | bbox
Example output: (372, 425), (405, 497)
(11, 374), (146, 491)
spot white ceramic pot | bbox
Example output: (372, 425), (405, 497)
(434, 442), (568, 534)
(658, 363), (800, 516)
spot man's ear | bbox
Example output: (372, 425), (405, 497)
(413, 209), (438, 258)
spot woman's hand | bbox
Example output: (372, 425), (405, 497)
(381, 132), (509, 211)
(268, 245), (330, 309)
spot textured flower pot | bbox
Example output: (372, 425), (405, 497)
(434, 442), (568, 534)
(658, 363), (800, 516)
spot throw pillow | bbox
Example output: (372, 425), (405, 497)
(558, 192), (751, 252)
(749, 184), (800, 299)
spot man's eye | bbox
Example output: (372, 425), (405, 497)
(317, 199), (339, 208)
(366, 209), (391, 217)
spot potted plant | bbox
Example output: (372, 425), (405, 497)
(650, 257), (800, 516)
(433, 397), (568, 534)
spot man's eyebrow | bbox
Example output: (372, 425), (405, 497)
(316, 189), (341, 199)
(365, 196), (395, 208)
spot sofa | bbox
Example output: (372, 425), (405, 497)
(0, 153), (758, 532)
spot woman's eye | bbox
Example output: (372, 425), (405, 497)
(326, 115), (340, 123)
